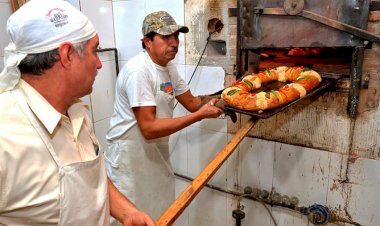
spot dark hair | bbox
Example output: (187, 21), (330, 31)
(142, 32), (157, 49)
(18, 49), (60, 75)
(18, 41), (88, 75)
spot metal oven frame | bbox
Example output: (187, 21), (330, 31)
(231, 0), (380, 118)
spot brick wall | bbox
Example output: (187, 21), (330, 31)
(359, 0), (380, 111)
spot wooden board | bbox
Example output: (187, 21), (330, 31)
(156, 117), (258, 226)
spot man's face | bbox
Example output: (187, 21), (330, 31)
(73, 35), (102, 97)
(145, 32), (179, 66)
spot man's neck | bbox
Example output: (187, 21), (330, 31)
(21, 73), (72, 116)
(146, 50), (168, 67)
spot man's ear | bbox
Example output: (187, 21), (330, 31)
(59, 42), (75, 68)
(143, 37), (152, 50)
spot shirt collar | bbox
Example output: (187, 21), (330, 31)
(19, 80), (89, 139)
(67, 99), (89, 140)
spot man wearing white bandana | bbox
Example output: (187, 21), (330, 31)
(0, 0), (155, 226)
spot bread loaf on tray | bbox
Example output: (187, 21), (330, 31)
(221, 66), (322, 111)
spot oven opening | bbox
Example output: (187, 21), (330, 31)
(257, 47), (353, 76)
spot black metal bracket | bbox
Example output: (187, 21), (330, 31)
(252, 7), (380, 45)
(370, 1), (380, 11)
(96, 48), (120, 76)
(347, 47), (364, 118)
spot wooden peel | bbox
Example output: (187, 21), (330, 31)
(156, 117), (258, 226)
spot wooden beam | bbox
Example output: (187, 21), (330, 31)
(156, 117), (258, 226)
(9, 0), (29, 13)
(9, 0), (18, 12)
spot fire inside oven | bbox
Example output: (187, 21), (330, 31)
(258, 47), (351, 76)
(233, 0), (379, 118)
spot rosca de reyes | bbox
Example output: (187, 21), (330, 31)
(221, 66), (322, 111)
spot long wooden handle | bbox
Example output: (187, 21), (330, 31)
(156, 117), (258, 226)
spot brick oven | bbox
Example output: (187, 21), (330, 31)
(231, 0), (379, 117)
(219, 0), (380, 155)
(159, 1), (380, 225)
(185, 0), (380, 155)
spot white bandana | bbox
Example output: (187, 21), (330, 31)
(0, 0), (97, 93)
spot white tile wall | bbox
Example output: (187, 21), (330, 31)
(187, 127), (228, 188)
(169, 128), (188, 175)
(112, 0), (186, 63)
(118, 60), (128, 73)
(271, 209), (308, 226)
(173, 179), (190, 226)
(185, 65), (227, 131)
(185, 65), (225, 95)
(0, 2), (11, 57)
(325, 152), (347, 218)
(345, 158), (380, 225)
(80, 0), (115, 49)
(0, 56), (3, 71)
(188, 186), (227, 226)
(113, 0), (145, 61)
(273, 144), (331, 207)
(81, 95), (93, 121)
(230, 137), (275, 192)
(90, 55), (117, 122)
(170, 65), (189, 175)
(225, 137), (277, 225)
(269, 145), (328, 225)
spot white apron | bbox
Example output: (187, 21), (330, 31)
(12, 88), (110, 226)
(105, 52), (176, 222)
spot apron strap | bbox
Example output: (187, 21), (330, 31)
(11, 88), (62, 168)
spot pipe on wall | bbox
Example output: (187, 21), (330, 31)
(174, 172), (362, 226)
(96, 48), (119, 76)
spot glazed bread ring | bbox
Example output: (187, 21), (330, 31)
(222, 66), (322, 111)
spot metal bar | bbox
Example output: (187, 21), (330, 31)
(253, 8), (380, 45)
(156, 117), (258, 226)
(301, 10), (380, 45)
(252, 0), (267, 41)
(347, 47), (364, 118)
(253, 7), (287, 15)
(370, 1), (380, 11)
(236, 0), (242, 78)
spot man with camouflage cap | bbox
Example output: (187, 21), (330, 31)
(142, 10), (189, 36)
(105, 11), (224, 222)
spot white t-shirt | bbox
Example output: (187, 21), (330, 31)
(106, 50), (189, 141)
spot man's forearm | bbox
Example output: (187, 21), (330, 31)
(108, 178), (156, 226)
(108, 178), (136, 222)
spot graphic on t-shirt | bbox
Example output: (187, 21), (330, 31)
(160, 82), (173, 95)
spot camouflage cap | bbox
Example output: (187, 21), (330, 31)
(142, 11), (189, 36)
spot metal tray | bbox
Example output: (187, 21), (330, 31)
(225, 74), (342, 119)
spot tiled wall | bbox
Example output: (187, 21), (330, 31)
(0, 0), (11, 69)
(1, 1), (380, 226)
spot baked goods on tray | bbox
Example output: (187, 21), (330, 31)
(287, 47), (321, 57)
(221, 66), (321, 111)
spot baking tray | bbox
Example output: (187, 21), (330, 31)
(225, 73), (343, 119)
